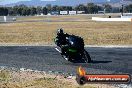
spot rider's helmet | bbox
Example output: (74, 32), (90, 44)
(57, 28), (64, 35)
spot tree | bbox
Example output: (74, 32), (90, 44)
(57, 6), (63, 11)
(42, 7), (48, 15)
(62, 6), (67, 11)
(30, 7), (37, 16)
(74, 4), (87, 13)
(0, 7), (8, 16)
(46, 4), (52, 13)
(26, 8), (31, 16)
(4, 8), (9, 16)
(66, 6), (73, 11)
(21, 8), (27, 16)
(0, 3), (114, 16)
(13, 4), (27, 16)
(125, 4), (132, 13)
(13, 5), (19, 15)
(87, 3), (96, 14)
(18, 4), (27, 15)
(52, 5), (58, 11)
(21, 7), (31, 16)
(75, 4), (86, 10)
(103, 4), (112, 13)
(93, 5), (99, 14)
(97, 5), (103, 11)
(8, 7), (14, 16)
(36, 6), (42, 15)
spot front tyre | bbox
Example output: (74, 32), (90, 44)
(83, 50), (91, 63)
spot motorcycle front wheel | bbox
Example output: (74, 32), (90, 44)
(83, 50), (91, 63)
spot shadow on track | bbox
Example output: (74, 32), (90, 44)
(90, 60), (112, 64)
(70, 60), (112, 64)
(67, 60), (112, 68)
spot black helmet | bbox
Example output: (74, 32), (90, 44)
(57, 28), (64, 35)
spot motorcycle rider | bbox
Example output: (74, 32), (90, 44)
(55, 28), (69, 59)
(55, 28), (69, 46)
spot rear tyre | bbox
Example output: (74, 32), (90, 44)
(83, 50), (91, 63)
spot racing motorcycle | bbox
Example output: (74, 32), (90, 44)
(54, 35), (91, 63)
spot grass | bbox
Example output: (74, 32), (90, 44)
(17, 15), (95, 21)
(17, 13), (120, 21)
(0, 14), (132, 45)
(0, 70), (96, 88)
(0, 69), (117, 88)
(0, 70), (10, 81)
(0, 78), (95, 88)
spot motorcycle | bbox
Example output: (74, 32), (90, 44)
(54, 35), (91, 63)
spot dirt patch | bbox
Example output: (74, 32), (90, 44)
(0, 68), (117, 88)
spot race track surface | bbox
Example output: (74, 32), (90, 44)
(0, 46), (132, 75)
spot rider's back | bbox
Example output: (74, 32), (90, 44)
(68, 35), (84, 49)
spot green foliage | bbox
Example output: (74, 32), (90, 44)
(30, 7), (37, 16)
(125, 4), (132, 13)
(75, 4), (87, 13)
(0, 7), (8, 16)
(42, 7), (48, 15)
(0, 70), (10, 81)
(103, 4), (112, 13)
(86, 3), (99, 14)
(36, 6), (42, 15)
(2, 3), (131, 16)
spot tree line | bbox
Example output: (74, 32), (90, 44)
(0, 3), (132, 16)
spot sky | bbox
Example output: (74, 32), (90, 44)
(0, 0), (56, 5)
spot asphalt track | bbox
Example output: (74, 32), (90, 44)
(0, 46), (132, 75)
